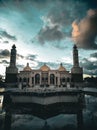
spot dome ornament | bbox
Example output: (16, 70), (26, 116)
(58, 63), (66, 71)
(23, 63), (32, 71)
(40, 64), (50, 71)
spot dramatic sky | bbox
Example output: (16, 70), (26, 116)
(0, 0), (97, 77)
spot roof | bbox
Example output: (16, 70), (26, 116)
(58, 63), (66, 71)
(23, 63), (32, 71)
(40, 64), (50, 71)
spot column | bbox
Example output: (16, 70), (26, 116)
(58, 77), (60, 86)
(4, 110), (12, 130)
(77, 110), (83, 130)
(65, 78), (67, 87)
(54, 76), (56, 86)
(29, 77), (32, 87)
(40, 74), (41, 85)
(4, 94), (12, 130)
(48, 75), (50, 86)
(56, 77), (58, 86)
(34, 77), (35, 86)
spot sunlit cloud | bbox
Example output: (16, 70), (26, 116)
(72, 9), (97, 49)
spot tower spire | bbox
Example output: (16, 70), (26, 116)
(73, 44), (79, 67)
(71, 44), (83, 83)
(10, 44), (16, 67)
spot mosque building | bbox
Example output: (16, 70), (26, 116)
(5, 44), (83, 88)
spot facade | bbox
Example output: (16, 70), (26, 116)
(5, 44), (83, 88)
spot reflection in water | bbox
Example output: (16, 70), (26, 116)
(0, 95), (97, 130)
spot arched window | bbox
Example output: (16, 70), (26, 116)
(67, 77), (70, 82)
(35, 74), (40, 84)
(19, 77), (22, 82)
(60, 77), (65, 85)
(50, 74), (55, 84)
(62, 78), (65, 82)
(23, 77), (27, 82)
(71, 78), (74, 82)
(28, 78), (29, 82)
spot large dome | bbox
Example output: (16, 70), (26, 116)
(40, 64), (50, 71)
(58, 63), (66, 71)
(23, 63), (32, 71)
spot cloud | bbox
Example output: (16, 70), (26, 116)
(3, 41), (9, 44)
(0, 49), (24, 60)
(26, 54), (37, 61)
(0, 29), (17, 41)
(1, 60), (9, 64)
(0, 49), (10, 58)
(37, 25), (64, 44)
(81, 58), (97, 70)
(36, 0), (87, 44)
(17, 54), (24, 59)
(80, 58), (97, 75)
(72, 9), (97, 49)
(90, 52), (97, 58)
(17, 64), (24, 70)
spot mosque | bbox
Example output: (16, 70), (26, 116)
(5, 44), (83, 88)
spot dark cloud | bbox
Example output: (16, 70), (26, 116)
(80, 58), (97, 75)
(38, 25), (64, 44)
(1, 60), (9, 64)
(90, 52), (97, 58)
(17, 54), (24, 59)
(0, 49), (24, 60)
(17, 64), (24, 70)
(0, 29), (17, 41)
(46, 1), (86, 26)
(84, 0), (97, 8)
(80, 58), (97, 70)
(52, 43), (68, 50)
(3, 41), (9, 44)
(0, 0), (51, 13)
(0, 49), (10, 58)
(72, 9), (97, 49)
(36, 0), (88, 44)
(26, 54), (37, 61)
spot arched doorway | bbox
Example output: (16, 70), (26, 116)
(35, 74), (40, 85)
(50, 74), (55, 85)
(60, 77), (66, 87)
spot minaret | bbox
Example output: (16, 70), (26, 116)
(71, 45), (83, 83)
(10, 44), (16, 67)
(73, 45), (79, 67)
(5, 45), (18, 86)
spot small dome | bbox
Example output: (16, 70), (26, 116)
(40, 64), (50, 71)
(23, 63), (32, 71)
(58, 63), (66, 71)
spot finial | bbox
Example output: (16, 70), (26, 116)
(27, 63), (29, 66)
(12, 44), (16, 49)
(73, 44), (77, 49)
(60, 63), (62, 66)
